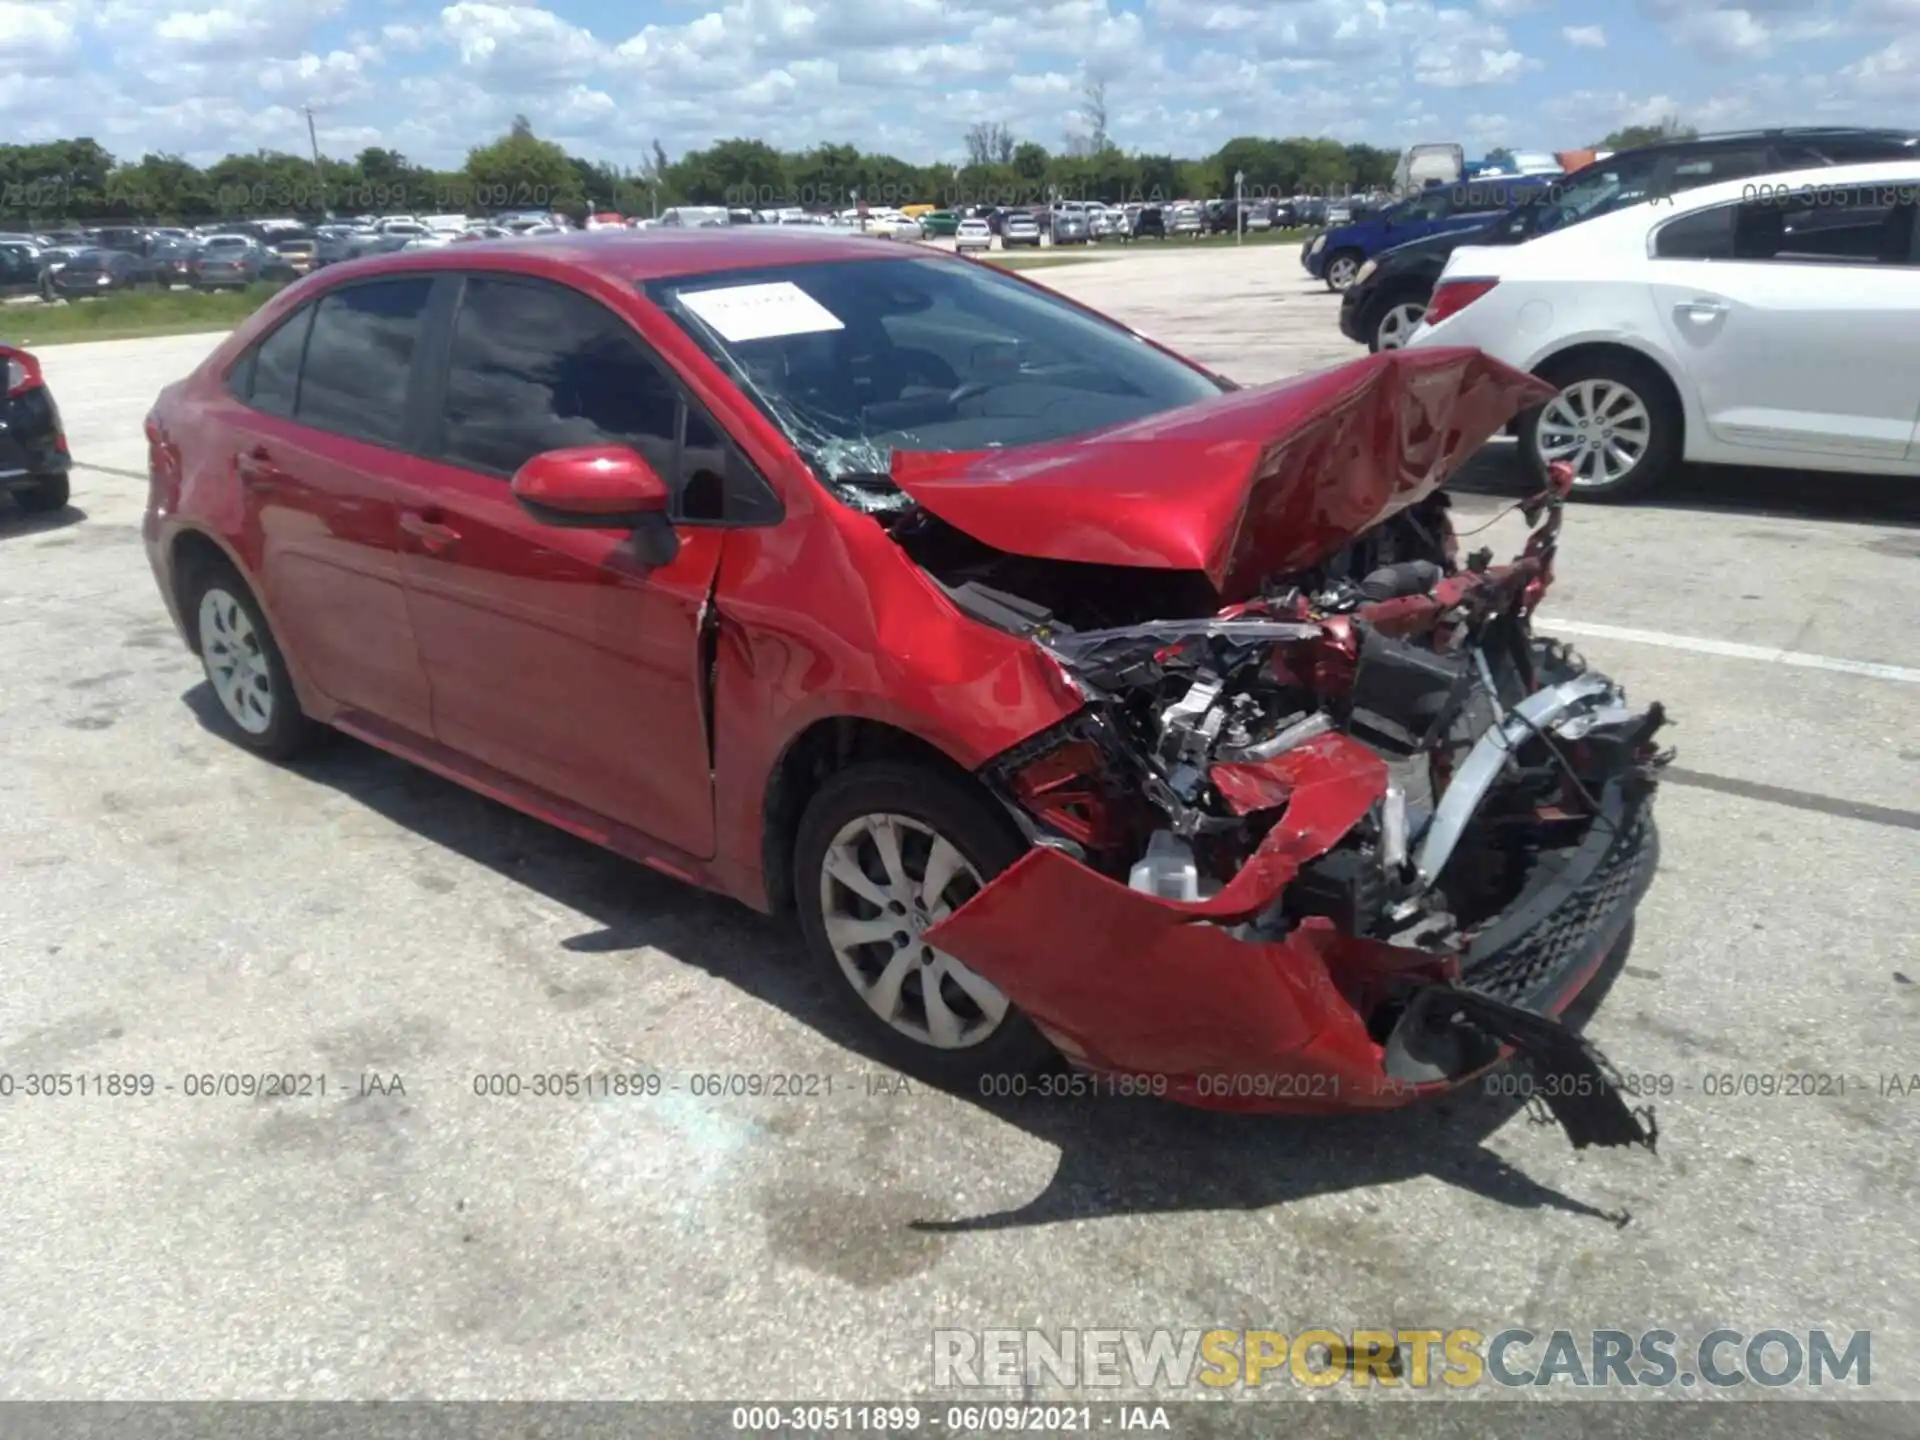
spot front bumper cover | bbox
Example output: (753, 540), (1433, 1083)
(926, 700), (1666, 1151)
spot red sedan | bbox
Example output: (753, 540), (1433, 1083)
(141, 231), (1668, 1148)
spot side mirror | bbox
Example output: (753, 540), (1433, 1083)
(510, 445), (680, 565)
(511, 445), (669, 525)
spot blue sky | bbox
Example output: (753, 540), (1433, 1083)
(2, 0), (1916, 168)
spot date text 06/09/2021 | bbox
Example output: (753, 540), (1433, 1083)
(0, 1073), (405, 1099)
(729, 1405), (1171, 1433)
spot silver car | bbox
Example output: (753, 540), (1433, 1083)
(1001, 211), (1042, 247)
(1050, 209), (1089, 244)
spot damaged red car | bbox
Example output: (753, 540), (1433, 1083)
(142, 231), (1668, 1148)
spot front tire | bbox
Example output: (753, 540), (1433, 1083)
(1521, 353), (1680, 502)
(1370, 293), (1428, 352)
(12, 473), (69, 513)
(794, 762), (1055, 1087)
(1324, 249), (1364, 291)
(185, 563), (321, 759)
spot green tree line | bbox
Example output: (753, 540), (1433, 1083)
(0, 117), (1407, 225)
(0, 114), (1694, 227)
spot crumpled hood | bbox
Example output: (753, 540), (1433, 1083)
(889, 346), (1554, 602)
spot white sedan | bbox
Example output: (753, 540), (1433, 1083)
(955, 217), (993, 253)
(1407, 159), (1920, 500)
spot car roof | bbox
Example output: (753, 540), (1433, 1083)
(1630, 158), (1916, 216)
(1606, 126), (1920, 160)
(313, 227), (917, 286)
(1514, 159), (1920, 253)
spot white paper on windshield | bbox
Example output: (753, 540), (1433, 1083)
(679, 282), (845, 343)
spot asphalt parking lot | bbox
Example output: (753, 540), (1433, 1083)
(2, 245), (1918, 1406)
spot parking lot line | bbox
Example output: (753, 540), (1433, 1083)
(1546, 618), (1920, 686)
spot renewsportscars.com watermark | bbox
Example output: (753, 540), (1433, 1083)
(933, 1328), (1872, 1391)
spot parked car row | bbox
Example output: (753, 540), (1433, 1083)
(1407, 154), (1920, 501)
(1305, 126), (1920, 502)
(0, 220), (333, 298)
(1329, 126), (1920, 348)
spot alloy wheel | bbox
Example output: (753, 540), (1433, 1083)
(1375, 301), (1427, 350)
(817, 812), (1008, 1049)
(1537, 380), (1652, 490)
(198, 587), (275, 735)
(1326, 255), (1360, 290)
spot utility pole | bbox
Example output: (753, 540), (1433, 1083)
(303, 105), (328, 217)
(1234, 169), (1244, 244)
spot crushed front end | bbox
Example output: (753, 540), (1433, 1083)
(921, 464), (1669, 1150)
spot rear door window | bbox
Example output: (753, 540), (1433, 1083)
(1652, 204), (1737, 260)
(231, 304), (315, 417)
(294, 278), (434, 448)
(1652, 184), (1918, 264)
(1732, 184), (1916, 264)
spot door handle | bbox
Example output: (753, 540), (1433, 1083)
(1675, 298), (1728, 323)
(400, 511), (461, 555)
(235, 445), (281, 491)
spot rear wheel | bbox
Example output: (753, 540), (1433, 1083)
(1521, 353), (1680, 502)
(185, 562), (322, 759)
(794, 762), (1055, 1086)
(12, 474), (69, 513)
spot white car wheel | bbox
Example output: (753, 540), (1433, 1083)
(1537, 380), (1653, 491)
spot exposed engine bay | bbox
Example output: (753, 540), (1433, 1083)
(895, 464), (1672, 1151)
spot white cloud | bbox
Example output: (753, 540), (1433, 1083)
(0, 2), (81, 66)
(379, 21), (431, 48)
(441, 3), (603, 81)
(0, 0), (1906, 175)
(1838, 34), (1920, 94)
(1672, 7), (1775, 57)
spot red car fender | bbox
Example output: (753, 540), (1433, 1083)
(703, 514), (1087, 909)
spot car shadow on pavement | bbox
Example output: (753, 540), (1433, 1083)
(920, 941), (1638, 1234)
(1452, 442), (1920, 527)
(192, 690), (1645, 1235)
(0, 499), (85, 538)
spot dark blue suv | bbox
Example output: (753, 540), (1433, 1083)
(1301, 177), (1554, 291)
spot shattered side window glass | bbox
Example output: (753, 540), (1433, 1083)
(643, 257), (1226, 508)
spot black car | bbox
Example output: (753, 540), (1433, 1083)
(0, 240), (44, 298)
(87, 226), (153, 255)
(149, 238), (198, 289)
(1340, 125), (1920, 351)
(48, 247), (155, 298)
(0, 343), (70, 515)
(1204, 199), (1266, 235)
(1130, 204), (1168, 239)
